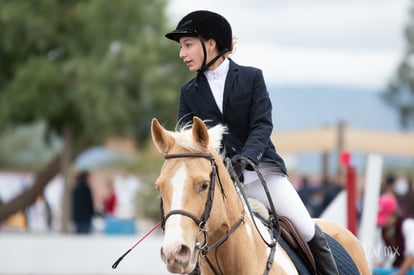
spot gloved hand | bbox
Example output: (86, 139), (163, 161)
(231, 155), (248, 183)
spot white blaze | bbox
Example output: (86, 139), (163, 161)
(162, 164), (188, 253)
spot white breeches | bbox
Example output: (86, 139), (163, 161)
(242, 163), (316, 242)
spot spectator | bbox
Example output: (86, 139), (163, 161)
(381, 175), (397, 196)
(104, 179), (117, 217)
(72, 170), (94, 234)
(298, 176), (319, 217)
(315, 176), (343, 218)
(377, 192), (414, 274)
(399, 178), (414, 219)
(298, 176), (314, 205)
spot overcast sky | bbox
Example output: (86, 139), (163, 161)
(167, 0), (410, 91)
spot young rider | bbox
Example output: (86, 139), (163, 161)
(165, 10), (339, 274)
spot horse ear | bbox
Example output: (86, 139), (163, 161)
(192, 117), (209, 148)
(151, 118), (175, 154)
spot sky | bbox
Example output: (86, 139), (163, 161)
(167, 0), (411, 91)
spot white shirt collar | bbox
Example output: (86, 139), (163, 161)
(204, 58), (229, 80)
(204, 58), (229, 113)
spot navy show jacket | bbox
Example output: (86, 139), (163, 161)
(178, 59), (287, 175)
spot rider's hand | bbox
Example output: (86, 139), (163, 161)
(231, 155), (248, 183)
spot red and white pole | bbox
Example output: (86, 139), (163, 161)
(340, 151), (358, 235)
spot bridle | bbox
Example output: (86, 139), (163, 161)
(112, 153), (278, 274)
(160, 152), (245, 275)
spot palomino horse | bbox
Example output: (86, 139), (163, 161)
(151, 116), (370, 275)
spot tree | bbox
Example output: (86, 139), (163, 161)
(0, 121), (60, 170)
(383, 3), (414, 130)
(0, 0), (190, 227)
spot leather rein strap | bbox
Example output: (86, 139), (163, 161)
(226, 156), (280, 275)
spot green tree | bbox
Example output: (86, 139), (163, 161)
(0, 0), (189, 228)
(383, 4), (414, 130)
(0, 121), (60, 170)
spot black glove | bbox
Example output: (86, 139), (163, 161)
(231, 155), (248, 183)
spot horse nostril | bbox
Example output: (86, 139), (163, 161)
(160, 244), (191, 265)
(176, 245), (191, 263)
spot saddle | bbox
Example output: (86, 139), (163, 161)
(277, 216), (316, 273)
(248, 198), (316, 273)
(245, 196), (358, 274)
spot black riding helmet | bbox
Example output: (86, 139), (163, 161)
(166, 10), (232, 53)
(165, 10), (232, 73)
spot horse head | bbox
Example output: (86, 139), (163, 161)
(151, 116), (242, 274)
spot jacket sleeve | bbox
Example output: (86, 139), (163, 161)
(240, 69), (273, 164)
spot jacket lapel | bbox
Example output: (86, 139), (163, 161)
(197, 74), (222, 114)
(222, 59), (238, 114)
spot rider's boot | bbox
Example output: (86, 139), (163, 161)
(307, 224), (340, 275)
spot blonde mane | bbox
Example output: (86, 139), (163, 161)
(169, 122), (227, 153)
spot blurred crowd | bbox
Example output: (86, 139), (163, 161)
(294, 173), (345, 218)
(0, 170), (140, 234)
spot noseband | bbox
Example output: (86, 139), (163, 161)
(160, 152), (245, 275)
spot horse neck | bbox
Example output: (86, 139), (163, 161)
(208, 152), (261, 244)
(212, 151), (244, 213)
(206, 152), (283, 274)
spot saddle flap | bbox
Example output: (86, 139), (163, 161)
(278, 216), (316, 273)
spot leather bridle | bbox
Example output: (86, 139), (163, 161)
(159, 152), (245, 275)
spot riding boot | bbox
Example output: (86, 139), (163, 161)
(307, 225), (340, 275)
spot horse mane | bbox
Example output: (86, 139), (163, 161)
(169, 121), (227, 153)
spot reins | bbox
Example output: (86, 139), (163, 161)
(226, 155), (281, 275)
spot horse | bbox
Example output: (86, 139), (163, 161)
(151, 116), (370, 275)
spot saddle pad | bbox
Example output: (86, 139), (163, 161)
(326, 234), (360, 274)
(274, 228), (359, 274)
(277, 234), (311, 274)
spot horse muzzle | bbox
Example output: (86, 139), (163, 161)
(160, 243), (197, 274)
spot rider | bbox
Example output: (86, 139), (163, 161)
(165, 10), (339, 274)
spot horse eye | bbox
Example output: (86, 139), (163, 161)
(198, 181), (209, 192)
